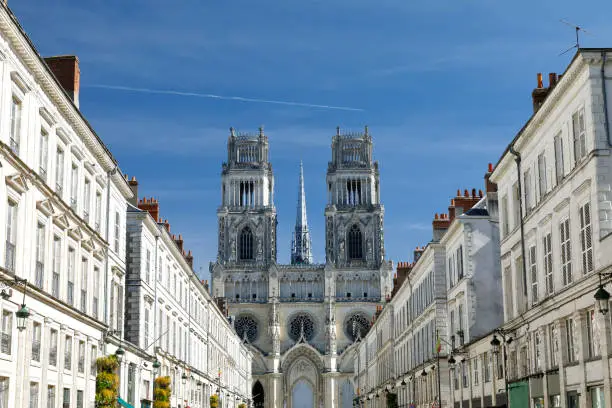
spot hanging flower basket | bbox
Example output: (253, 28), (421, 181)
(210, 394), (220, 408)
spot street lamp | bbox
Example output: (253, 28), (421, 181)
(182, 372), (188, 385)
(0, 277), (30, 330)
(16, 304), (30, 331)
(595, 285), (610, 314)
(115, 346), (125, 362)
(490, 329), (512, 407)
(420, 369), (427, 377)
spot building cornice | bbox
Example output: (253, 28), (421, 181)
(0, 4), (133, 198)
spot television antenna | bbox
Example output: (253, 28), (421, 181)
(559, 19), (594, 56)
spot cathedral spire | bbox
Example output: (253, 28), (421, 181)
(291, 161), (313, 264)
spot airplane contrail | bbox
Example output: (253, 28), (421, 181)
(85, 84), (364, 112)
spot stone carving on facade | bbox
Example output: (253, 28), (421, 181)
(325, 301), (337, 355)
(230, 237), (237, 261)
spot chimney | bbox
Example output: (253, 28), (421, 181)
(484, 163), (497, 193)
(532, 72), (559, 113)
(137, 197), (160, 222)
(185, 250), (194, 270)
(432, 213), (451, 240)
(44, 56), (80, 108)
(127, 176), (138, 206)
(413, 246), (425, 262)
(174, 234), (184, 252)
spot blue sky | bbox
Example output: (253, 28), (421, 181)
(11, 0), (612, 280)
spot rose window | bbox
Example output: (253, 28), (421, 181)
(235, 315), (259, 343)
(345, 314), (370, 341)
(288, 313), (315, 342)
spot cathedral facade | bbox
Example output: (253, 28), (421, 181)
(210, 127), (393, 408)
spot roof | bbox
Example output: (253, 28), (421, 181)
(464, 208), (489, 216)
(492, 48), (612, 172)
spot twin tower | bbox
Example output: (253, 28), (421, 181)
(215, 126), (385, 270)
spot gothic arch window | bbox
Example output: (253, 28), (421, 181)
(239, 226), (254, 260)
(288, 313), (315, 342)
(345, 313), (370, 341)
(348, 224), (363, 260)
(235, 315), (259, 343)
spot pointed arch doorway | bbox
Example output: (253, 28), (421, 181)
(253, 381), (264, 408)
(291, 379), (314, 408)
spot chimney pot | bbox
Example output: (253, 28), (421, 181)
(488, 163), (493, 172)
(464, 189), (469, 197)
(537, 73), (543, 88)
(479, 189), (483, 197)
(471, 188), (476, 197)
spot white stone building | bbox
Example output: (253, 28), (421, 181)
(354, 166), (504, 408)
(490, 49), (612, 408)
(0, 3), (154, 407)
(210, 127), (393, 408)
(125, 189), (252, 408)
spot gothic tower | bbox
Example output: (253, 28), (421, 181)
(291, 161), (313, 264)
(216, 127), (277, 265)
(325, 126), (385, 268)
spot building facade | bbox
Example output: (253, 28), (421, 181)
(490, 49), (612, 408)
(125, 190), (252, 408)
(355, 168), (504, 408)
(210, 127), (393, 408)
(0, 3), (254, 407)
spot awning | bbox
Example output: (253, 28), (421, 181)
(118, 397), (135, 408)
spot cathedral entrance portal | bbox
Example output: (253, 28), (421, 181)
(291, 380), (314, 408)
(253, 381), (264, 408)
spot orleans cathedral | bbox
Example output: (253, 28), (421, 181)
(210, 127), (393, 408)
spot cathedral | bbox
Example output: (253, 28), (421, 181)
(210, 126), (393, 408)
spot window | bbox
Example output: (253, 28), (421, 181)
(35, 223), (45, 288)
(456, 246), (464, 279)
(566, 318), (576, 363)
(83, 179), (90, 222)
(55, 148), (65, 195)
(534, 332), (541, 372)
(47, 386), (55, 408)
(67, 248), (75, 306)
(31, 322), (41, 362)
(157, 257), (163, 282)
(144, 309), (150, 349)
(29, 382), (39, 408)
(114, 211), (120, 253)
(92, 267), (99, 319)
(572, 109), (586, 163)
(586, 309), (599, 358)
(0, 377), (9, 408)
(80, 258), (88, 313)
(52, 237), (61, 298)
(524, 169), (533, 212)
(49, 329), (58, 366)
(128, 363), (136, 405)
(554, 133), (564, 184)
(348, 224), (363, 260)
(543, 233), (553, 295)
(62, 388), (70, 408)
(64, 335), (72, 370)
(9, 96), (22, 155)
(579, 202), (593, 274)
(146, 249), (151, 284)
(560, 219), (572, 285)
(462, 362), (468, 388)
(473, 359), (479, 385)
(76, 390), (83, 408)
(78, 341), (85, 373)
(483, 352), (490, 382)
(116, 285), (124, 333)
(1, 310), (12, 355)
(90, 345), (97, 376)
(538, 152), (547, 199)
(5, 201), (17, 272)
(70, 163), (78, 211)
(501, 195), (509, 237)
(447, 256), (454, 288)
(529, 245), (538, 304)
(94, 191), (102, 232)
(39, 129), (49, 181)
(512, 182), (521, 228)
(239, 226), (254, 260)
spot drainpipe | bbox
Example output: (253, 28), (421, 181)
(508, 145), (528, 298)
(601, 51), (612, 148)
(103, 165), (118, 354)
